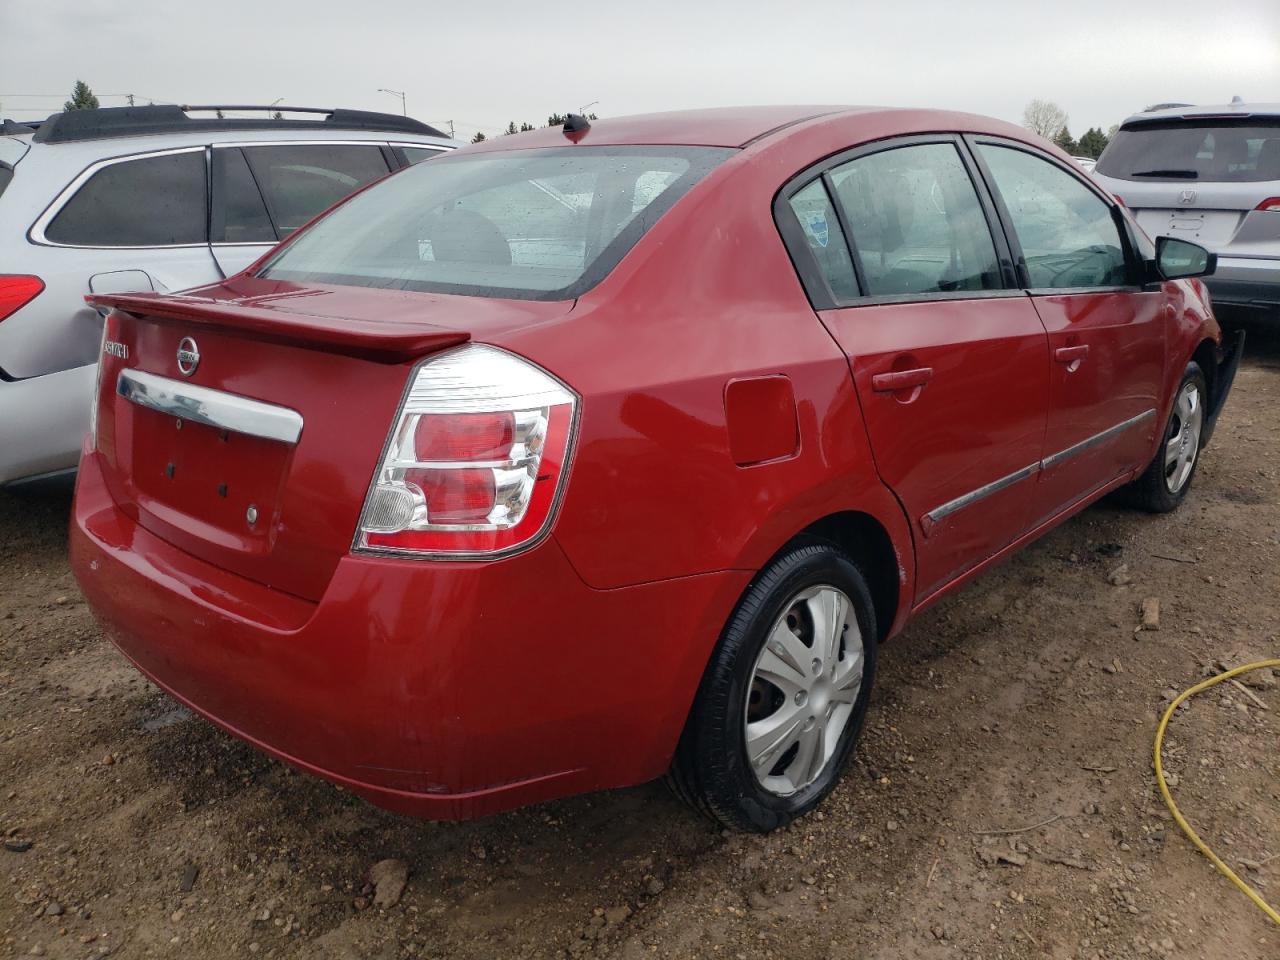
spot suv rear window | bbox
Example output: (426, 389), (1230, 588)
(259, 145), (734, 300)
(45, 150), (207, 246)
(1096, 120), (1280, 182)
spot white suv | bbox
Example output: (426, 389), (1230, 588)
(0, 104), (456, 486)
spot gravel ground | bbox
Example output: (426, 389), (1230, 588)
(2, 323), (1278, 960)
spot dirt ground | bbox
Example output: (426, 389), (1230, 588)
(2, 324), (1278, 960)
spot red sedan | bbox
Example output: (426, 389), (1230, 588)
(71, 106), (1240, 831)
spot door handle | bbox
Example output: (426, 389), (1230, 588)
(872, 367), (934, 392)
(1054, 345), (1090, 364)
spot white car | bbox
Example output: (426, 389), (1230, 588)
(1072, 156), (1097, 172)
(0, 104), (456, 486)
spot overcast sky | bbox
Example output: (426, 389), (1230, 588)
(3, 0), (1277, 143)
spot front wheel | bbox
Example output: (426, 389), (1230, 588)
(669, 542), (878, 832)
(1123, 362), (1208, 513)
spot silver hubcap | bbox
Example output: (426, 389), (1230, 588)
(1164, 381), (1203, 494)
(744, 585), (865, 796)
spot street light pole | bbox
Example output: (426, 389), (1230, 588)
(378, 88), (407, 116)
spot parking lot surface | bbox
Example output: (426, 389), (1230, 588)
(2, 326), (1278, 959)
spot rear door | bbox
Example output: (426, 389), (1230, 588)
(209, 142), (395, 276)
(971, 138), (1166, 525)
(780, 135), (1051, 602)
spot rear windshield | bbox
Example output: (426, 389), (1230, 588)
(1096, 120), (1280, 182)
(258, 145), (734, 300)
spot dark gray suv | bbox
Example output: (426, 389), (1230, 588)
(1093, 101), (1280, 322)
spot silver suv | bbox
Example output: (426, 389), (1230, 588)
(1093, 101), (1280, 322)
(0, 105), (455, 486)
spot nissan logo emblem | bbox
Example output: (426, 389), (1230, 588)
(176, 337), (200, 376)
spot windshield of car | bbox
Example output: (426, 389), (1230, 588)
(258, 145), (734, 300)
(1096, 120), (1280, 182)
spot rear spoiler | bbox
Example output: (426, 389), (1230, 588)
(86, 291), (469, 364)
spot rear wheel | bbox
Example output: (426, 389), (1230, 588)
(670, 542), (878, 832)
(1123, 362), (1208, 513)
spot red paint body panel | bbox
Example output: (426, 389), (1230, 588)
(724, 376), (799, 466)
(70, 106), (1225, 818)
(1027, 290), (1166, 524)
(819, 297), (1050, 600)
(72, 447), (750, 817)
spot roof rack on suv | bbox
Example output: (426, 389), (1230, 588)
(31, 105), (446, 144)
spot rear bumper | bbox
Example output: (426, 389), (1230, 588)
(70, 449), (748, 819)
(0, 362), (95, 485)
(1205, 257), (1280, 313)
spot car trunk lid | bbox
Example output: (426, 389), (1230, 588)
(88, 279), (571, 601)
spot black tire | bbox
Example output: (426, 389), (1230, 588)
(1123, 362), (1209, 513)
(670, 541), (878, 832)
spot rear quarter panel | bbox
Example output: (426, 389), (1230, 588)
(483, 132), (916, 633)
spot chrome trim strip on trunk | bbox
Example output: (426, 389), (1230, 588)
(925, 462), (1041, 523)
(117, 369), (303, 445)
(1040, 409), (1155, 469)
(923, 408), (1158, 524)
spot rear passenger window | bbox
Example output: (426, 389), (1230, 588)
(976, 144), (1128, 289)
(829, 143), (1002, 297)
(45, 151), (207, 246)
(787, 179), (858, 299)
(243, 144), (390, 237)
(211, 148), (276, 243)
(402, 146), (446, 165)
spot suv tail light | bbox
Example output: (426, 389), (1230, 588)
(1255, 197), (1280, 212)
(0, 275), (44, 322)
(355, 344), (578, 558)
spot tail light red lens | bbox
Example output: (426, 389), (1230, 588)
(1255, 197), (1280, 212)
(0, 275), (44, 322)
(414, 411), (515, 461)
(355, 344), (578, 558)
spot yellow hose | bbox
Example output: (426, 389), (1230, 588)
(1154, 659), (1280, 926)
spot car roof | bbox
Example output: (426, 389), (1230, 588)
(1120, 101), (1280, 128)
(458, 105), (1033, 152)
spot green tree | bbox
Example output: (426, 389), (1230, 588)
(64, 80), (100, 111)
(470, 131), (487, 143)
(1077, 127), (1109, 159)
(1053, 125), (1078, 155)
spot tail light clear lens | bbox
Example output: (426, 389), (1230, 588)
(88, 310), (114, 451)
(0, 275), (44, 323)
(1254, 197), (1280, 212)
(355, 343), (578, 558)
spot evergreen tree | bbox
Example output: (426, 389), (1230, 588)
(64, 80), (100, 111)
(1077, 127), (1110, 159)
(1053, 126), (1078, 155)
(470, 131), (487, 143)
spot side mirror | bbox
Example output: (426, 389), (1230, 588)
(1154, 236), (1216, 281)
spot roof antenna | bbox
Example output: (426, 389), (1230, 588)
(563, 113), (591, 142)
(1231, 95), (1244, 104)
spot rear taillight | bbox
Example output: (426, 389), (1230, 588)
(1112, 194), (1125, 207)
(0, 275), (43, 322)
(355, 343), (578, 558)
(88, 311), (114, 451)
(1255, 197), (1280, 212)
